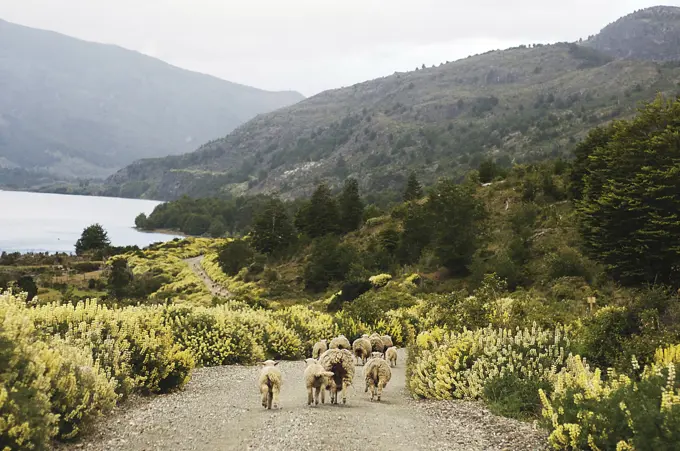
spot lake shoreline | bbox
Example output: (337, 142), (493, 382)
(0, 191), (181, 253)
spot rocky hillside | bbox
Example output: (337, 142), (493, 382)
(101, 8), (680, 201)
(0, 19), (303, 184)
(585, 6), (680, 61)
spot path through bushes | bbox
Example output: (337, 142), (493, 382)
(61, 350), (547, 451)
(184, 255), (232, 298)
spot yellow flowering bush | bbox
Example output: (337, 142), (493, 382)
(408, 323), (570, 400)
(273, 306), (335, 355)
(28, 299), (195, 396)
(1, 292), (119, 447)
(369, 273), (392, 288)
(162, 306), (265, 366)
(540, 351), (680, 450)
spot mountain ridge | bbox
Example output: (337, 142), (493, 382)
(54, 6), (680, 200)
(0, 18), (304, 185)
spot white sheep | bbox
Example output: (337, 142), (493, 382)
(368, 332), (385, 354)
(303, 358), (334, 406)
(258, 360), (281, 409)
(312, 339), (328, 359)
(352, 337), (372, 365)
(364, 352), (391, 402)
(329, 334), (351, 351)
(381, 335), (394, 349)
(319, 348), (355, 405)
(385, 346), (398, 367)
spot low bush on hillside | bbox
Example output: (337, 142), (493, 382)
(540, 350), (680, 450)
(408, 323), (571, 404)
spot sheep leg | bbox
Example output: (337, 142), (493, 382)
(341, 380), (347, 404)
(369, 380), (376, 401)
(260, 385), (269, 408)
(271, 385), (280, 409)
(321, 386), (325, 404)
(377, 380), (384, 402)
(314, 386), (321, 405)
(307, 386), (313, 406)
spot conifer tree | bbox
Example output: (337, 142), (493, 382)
(295, 183), (340, 238)
(403, 172), (423, 202)
(578, 95), (680, 285)
(338, 178), (364, 233)
(251, 198), (295, 254)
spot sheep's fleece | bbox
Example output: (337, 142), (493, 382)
(329, 335), (351, 350)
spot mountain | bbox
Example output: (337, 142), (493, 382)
(585, 6), (680, 61)
(101, 7), (680, 202)
(0, 19), (304, 184)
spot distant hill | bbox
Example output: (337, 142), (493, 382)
(585, 6), (680, 61)
(0, 19), (304, 185)
(93, 7), (680, 201)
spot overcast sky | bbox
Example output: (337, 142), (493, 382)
(1, 0), (676, 96)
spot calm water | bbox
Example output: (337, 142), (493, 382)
(0, 191), (181, 253)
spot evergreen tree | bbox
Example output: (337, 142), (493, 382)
(107, 257), (133, 299)
(75, 224), (111, 256)
(251, 198), (295, 255)
(403, 172), (423, 202)
(569, 124), (615, 200)
(398, 204), (432, 264)
(338, 178), (364, 233)
(578, 96), (680, 285)
(427, 179), (487, 273)
(478, 158), (498, 183)
(295, 183), (340, 238)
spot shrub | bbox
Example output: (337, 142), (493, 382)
(540, 354), (680, 450)
(0, 315), (57, 450)
(368, 273), (392, 287)
(217, 240), (254, 276)
(344, 289), (418, 324)
(408, 323), (571, 401)
(483, 372), (552, 420)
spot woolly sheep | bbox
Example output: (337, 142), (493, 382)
(258, 360), (281, 409)
(304, 358), (334, 406)
(329, 334), (351, 351)
(319, 348), (355, 404)
(368, 333), (385, 354)
(385, 346), (398, 367)
(381, 335), (394, 349)
(352, 337), (372, 365)
(364, 352), (391, 402)
(312, 339), (328, 359)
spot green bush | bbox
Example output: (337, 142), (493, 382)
(540, 355), (680, 450)
(482, 373), (551, 420)
(217, 240), (254, 276)
(408, 323), (571, 401)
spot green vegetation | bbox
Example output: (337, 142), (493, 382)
(103, 35), (680, 202)
(75, 224), (111, 256)
(5, 95), (680, 449)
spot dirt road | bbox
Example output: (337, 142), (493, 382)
(63, 350), (547, 451)
(184, 256), (232, 298)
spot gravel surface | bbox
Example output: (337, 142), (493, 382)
(59, 349), (548, 451)
(184, 256), (232, 298)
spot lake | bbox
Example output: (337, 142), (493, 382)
(0, 190), (182, 253)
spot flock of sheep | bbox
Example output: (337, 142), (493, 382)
(258, 332), (399, 410)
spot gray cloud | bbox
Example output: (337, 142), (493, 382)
(0, 0), (674, 95)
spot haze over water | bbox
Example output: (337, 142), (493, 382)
(0, 191), (181, 253)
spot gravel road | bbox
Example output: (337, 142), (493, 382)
(184, 256), (232, 298)
(61, 349), (548, 451)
